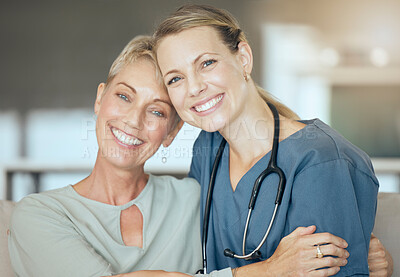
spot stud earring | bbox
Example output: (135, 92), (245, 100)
(161, 146), (168, 163)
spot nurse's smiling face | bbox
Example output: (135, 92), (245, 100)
(94, 59), (180, 169)
(156, 26), (252, 132)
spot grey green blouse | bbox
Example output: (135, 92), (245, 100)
(8, 174), (231, 277)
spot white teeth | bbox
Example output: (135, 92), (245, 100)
(194, 95), (223, 112)
(111, 128), (143, 146)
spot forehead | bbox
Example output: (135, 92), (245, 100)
(156, 26), (230, 69)
(112, 59), (168, 97)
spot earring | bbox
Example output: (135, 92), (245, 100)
(161, 146), (168, 163)
(243, 71), (249, 81)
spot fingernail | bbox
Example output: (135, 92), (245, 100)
(345, 251), (349, 258)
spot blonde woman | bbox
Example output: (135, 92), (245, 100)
(8, 36), (201, 276)
(153, 4), (392, 277)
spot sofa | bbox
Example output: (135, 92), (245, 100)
(0, 200), (15, 277)
(1, 193), (399, 276)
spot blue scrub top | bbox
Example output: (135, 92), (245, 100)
(189, 119), (378, 276)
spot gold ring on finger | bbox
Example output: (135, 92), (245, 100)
(316, 244), (324, 258)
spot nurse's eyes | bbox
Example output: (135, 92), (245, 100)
(117, 93), (130, 102)
(166, 59), (217, 86)
(167, 76), (182, 86)
(202, 59), (216, 68)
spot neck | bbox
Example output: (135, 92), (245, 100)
(73, 153), (148, 206)
(219, 85), (275, 165)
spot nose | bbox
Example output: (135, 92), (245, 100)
(187, 73), (206, 97)
(123, 106), (144, 131)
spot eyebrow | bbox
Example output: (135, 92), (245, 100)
(163, 52), (217, 78)
(154, 99), (173, 108)
(116, 82), (136, 93)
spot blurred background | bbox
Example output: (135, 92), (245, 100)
(0, 0), (399, 201)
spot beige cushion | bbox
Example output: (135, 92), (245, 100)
(373, 192), (400, 276)
(0, 200), (15, 277)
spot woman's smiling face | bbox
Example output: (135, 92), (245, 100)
(94, 58), (179, 169)
(156, 26), (251, 132)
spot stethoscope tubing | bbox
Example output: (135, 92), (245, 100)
(200, 102), (286, 273)
(201, 139), (227, 274)
(239, 204), (278, 259)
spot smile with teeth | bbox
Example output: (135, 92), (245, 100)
(194, 95), (223, 112)
(111, 127), (143, 146)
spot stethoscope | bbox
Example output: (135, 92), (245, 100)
(199, 102), (287, 274)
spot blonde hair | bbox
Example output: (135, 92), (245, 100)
(105, 35), (162, 89)
(154, 4), (299, 120)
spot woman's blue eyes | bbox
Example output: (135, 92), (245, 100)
(203, 59), (216, 67)
(118, 94), (129, 102)
(116, 93), (165, 117)
(152, 111), (164, 117)
(168, 77), (182, 85)
(167, 59), (217, 86)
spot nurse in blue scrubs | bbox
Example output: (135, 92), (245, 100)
(155, 4), (385, 276)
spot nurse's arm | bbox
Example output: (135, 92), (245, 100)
(233, 225), (348, 277)
(110, 226), (348, 277)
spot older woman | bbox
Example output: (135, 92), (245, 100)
(8, 36), (201, 276)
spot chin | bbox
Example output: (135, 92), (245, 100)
(99, 146), (142, 170)
(198, 117), (228, 133)
(109, 157), (143, 171)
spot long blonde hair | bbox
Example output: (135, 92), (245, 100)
(153, 4), (299, 120)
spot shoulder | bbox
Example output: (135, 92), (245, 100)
(192, 130), (223, 153)
(13, 186), (71, 211)
(11, 186), (76, 226)
(189, 131), (224, 181)
(148, 175), (200, 221)
(290, 119), (377, 181)
(10, 187), (78, 236)
(150, 175), (200, 197)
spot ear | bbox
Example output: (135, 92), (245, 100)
(237, 41), (253, 76)
(94, 83), (106, 115)
(162, 119), (184, 148)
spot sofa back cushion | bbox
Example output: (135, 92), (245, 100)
(373, 192), (400, 276)
(0, 200), (16, 277)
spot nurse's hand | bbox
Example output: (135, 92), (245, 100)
(368, 233), (393, 277)
(235, 225), (349, 277)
